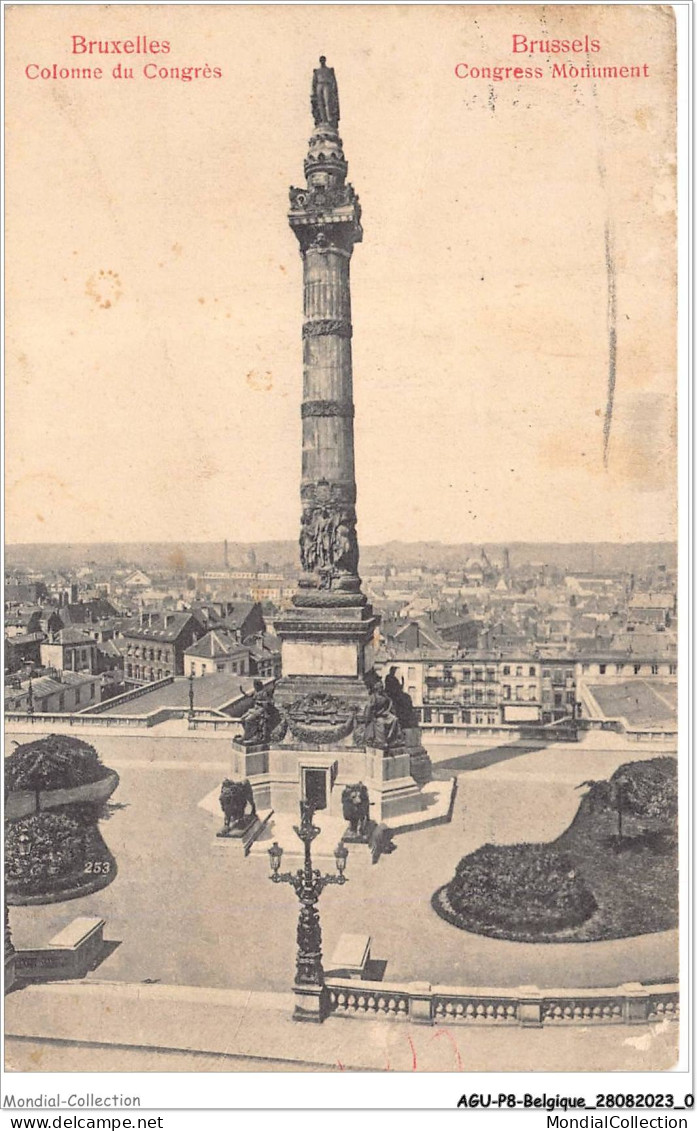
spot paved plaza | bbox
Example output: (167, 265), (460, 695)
(7, 729), (678, 995)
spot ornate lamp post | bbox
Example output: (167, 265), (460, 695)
(268, 801), (348, 1022)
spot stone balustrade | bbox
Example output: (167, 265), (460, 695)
(6, 710), (170, 729)
(5, 712), (151, 729)
(79, 677), (175, 714)
(325, 978), (678, 1027)
(188, 716), (240, 731)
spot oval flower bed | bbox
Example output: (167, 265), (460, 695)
(5, 735), (119, 905)
(6, 806), (117, 904)
(433, 757), (677, 943)
(433, 843), (597, 940)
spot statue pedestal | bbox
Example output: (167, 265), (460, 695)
(233, 597), (432, 831)
(340, 820), (395, 865)
(403, 727), (433, 787)
(214, 810), (273, 856)
(340, 821), (374, 846)
(273, 600), (380, 713)
(361, 747), (427, 821)
(232, 742), (426, 823)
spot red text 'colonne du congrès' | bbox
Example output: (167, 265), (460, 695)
(24, 36), (223, 81)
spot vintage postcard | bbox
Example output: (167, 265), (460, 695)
(2, 0), (688, 1111)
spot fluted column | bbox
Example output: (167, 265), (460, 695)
(301, 248), (355, 494)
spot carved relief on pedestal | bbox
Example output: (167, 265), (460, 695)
(285, 692), (355, 744)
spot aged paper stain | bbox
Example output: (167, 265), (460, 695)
(85, 269), (123, 310)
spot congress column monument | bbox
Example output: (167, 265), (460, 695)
(276, 55), (377, 699)
(232, 59), (431, 821)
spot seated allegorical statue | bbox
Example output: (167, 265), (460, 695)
(362, 675), (405, 752)
(384, 665), (419, 729)
(237, 680), (274, 745)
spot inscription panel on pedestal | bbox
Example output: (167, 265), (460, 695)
(282, 641), (358, 677)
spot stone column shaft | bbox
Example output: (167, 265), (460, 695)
(302, 248), (356, 493)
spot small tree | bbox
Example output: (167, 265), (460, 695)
(6, 735), (105, 810)
(578, 777), (629, 845)
(578, 759), (677, 847)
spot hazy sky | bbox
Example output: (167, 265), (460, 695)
(6, 4), (677, 546)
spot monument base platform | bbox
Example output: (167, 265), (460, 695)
(231, 742), (428, 823)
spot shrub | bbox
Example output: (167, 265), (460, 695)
(445, 843), (597, 934)
(5, 734), (108, 794)
(579, 757), (678, 836)
(5, 810), (86, 894)
(612, 758), (677, 825)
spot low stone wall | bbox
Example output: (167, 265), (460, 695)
(6, 708), (190, 730)
(6, 770), (120, 820)
(188, 716), (240, 731)
(79, 678), (175, 714)
(325, 978), (679, 1027)
(6, 711), (156, 729)
(423, 724), (520, 742)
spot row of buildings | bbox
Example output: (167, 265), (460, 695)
(4, 584), (281, 713)
(5, 553), (677, 733)
(375, 648), (677, 731)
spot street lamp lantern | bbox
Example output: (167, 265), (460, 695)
(268, 801), (349, 1023)
(268, 841), (284, 878)
(334, 841), (348, 876)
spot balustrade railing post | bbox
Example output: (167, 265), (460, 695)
(517, 985), (543, 1027)
(620, 982), (650, 1024)
(408, 982), (433, 1025)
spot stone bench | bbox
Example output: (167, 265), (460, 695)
(15, 917), (106, 982)
(328, 933), (372, 980)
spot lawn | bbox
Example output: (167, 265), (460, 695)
(433, 757), (678, 943)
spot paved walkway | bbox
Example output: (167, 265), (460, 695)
(7, 734), (678, 993)
(4, 980), (680, 1074)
